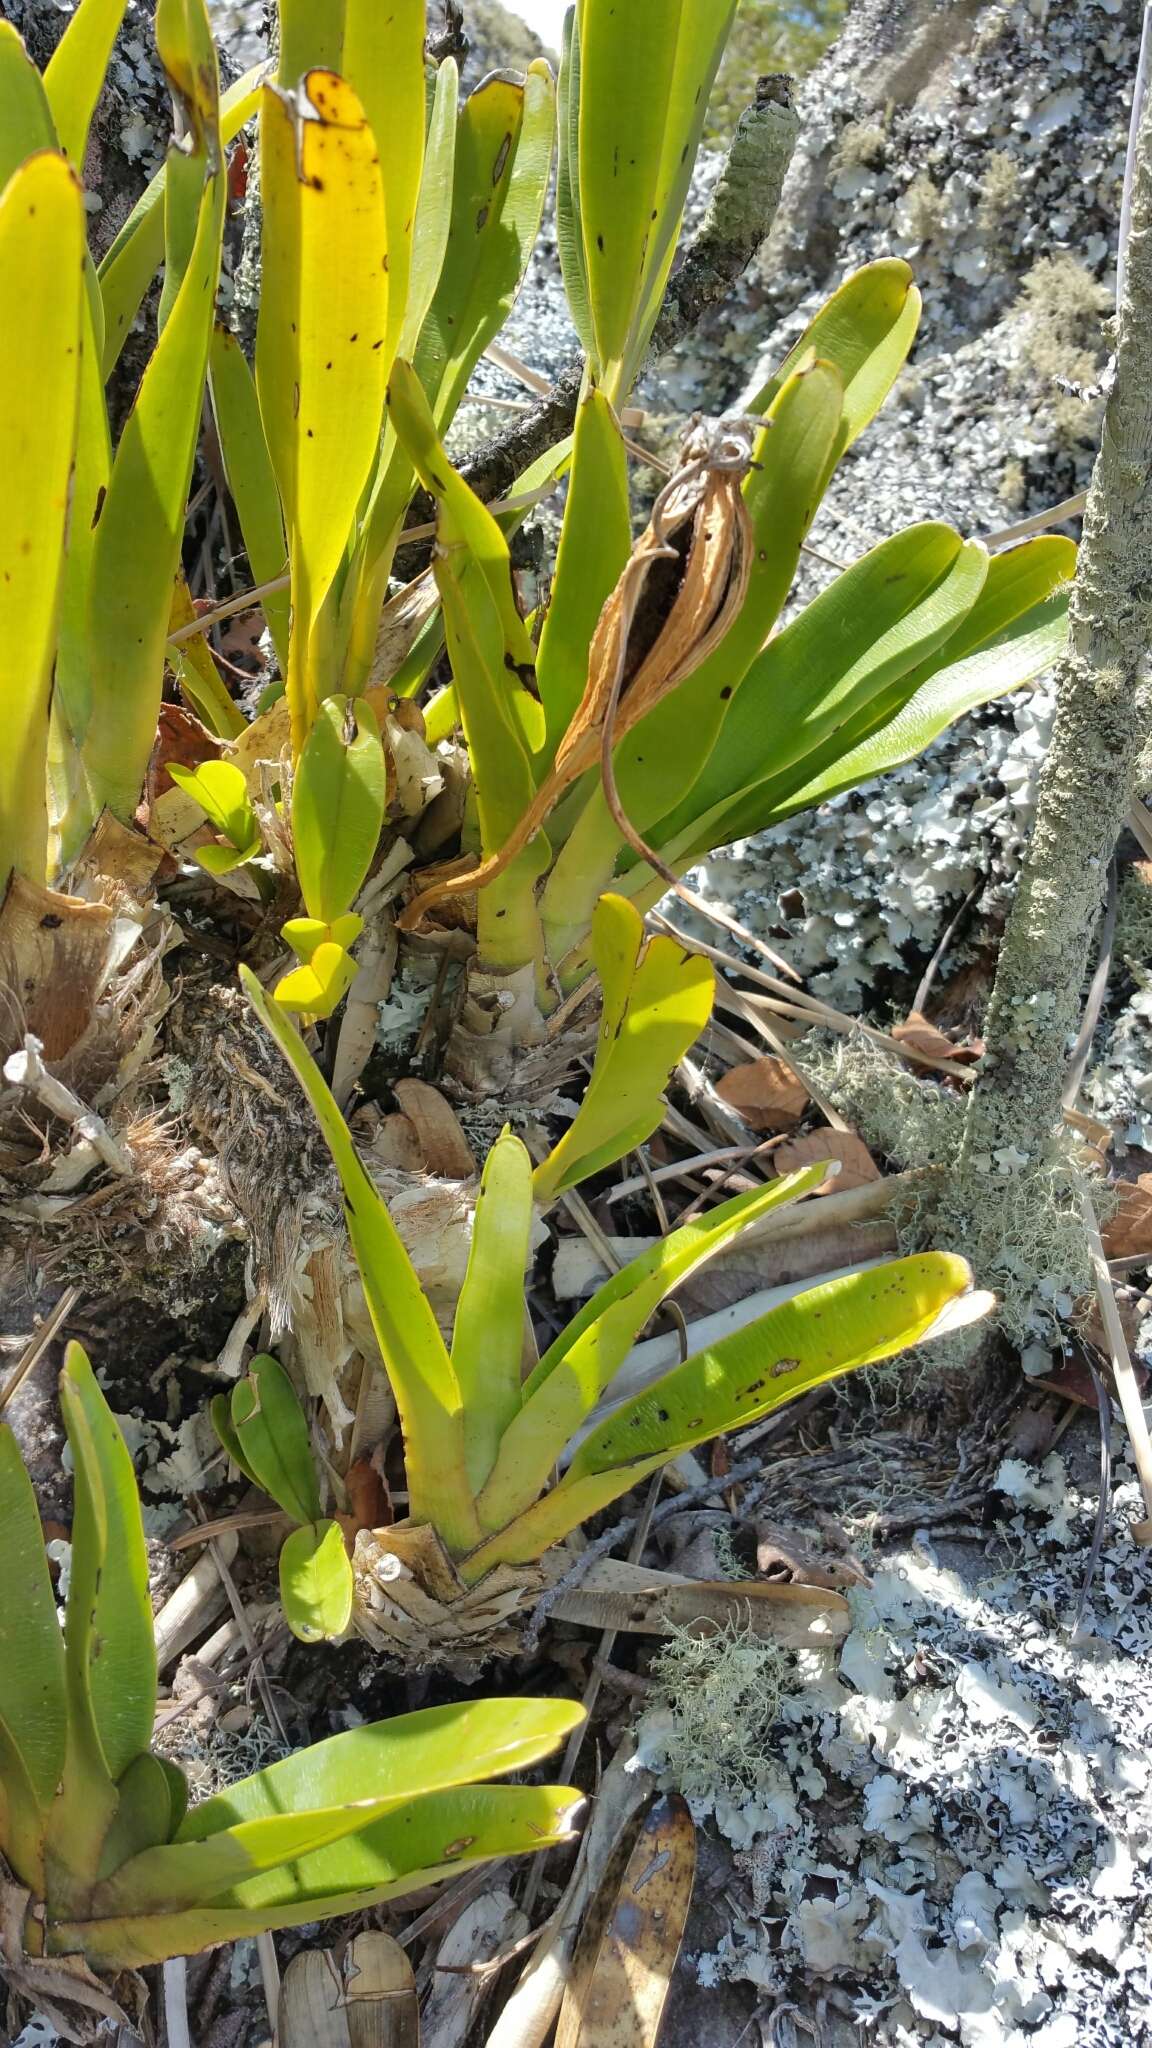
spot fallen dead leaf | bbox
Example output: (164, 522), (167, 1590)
(1100, 1177), (1152, 1262)
(392, 1078), (476, 1178)
(714, 1055), (809, 1131)
(772, 1128), (881, 1193)
(555, 1795), (696, 2048)
(891, 1009), (978, 1063)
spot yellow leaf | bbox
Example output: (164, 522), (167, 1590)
(257, 71), (390, 755)
(0, 152), (84, 887)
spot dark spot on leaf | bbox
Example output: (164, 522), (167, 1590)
(40, 914), (63, 930)
(476, 203), (490, 232)
(91, 485), (106, 529)
(596, 233), (605, 252)
(719, 685), (732, 700)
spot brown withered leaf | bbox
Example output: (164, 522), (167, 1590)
(391, 1078), (476, 1178)
(145, 702), (221, 809)
(890, 1009), (977, 1063)
(546, 1556), (850, 1648)
(397, 420), (758, 932)
(556, 1795), (696, 2048)
(1100, 1177), (1152, 1262)
(714, 1055), (809, 1131)
(0, 874), (114, 1063)
(772, 1128), (881, 1193)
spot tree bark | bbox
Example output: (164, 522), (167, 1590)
(958, 89), (1152, 1175)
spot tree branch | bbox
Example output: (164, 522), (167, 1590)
(959, 85), (1152, 1172)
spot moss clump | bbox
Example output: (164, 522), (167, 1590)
(649, 1619), (792, 1804)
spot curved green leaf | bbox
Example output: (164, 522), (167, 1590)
(0, 23), (57, 176)
(83, 143), (225, 822)
(240, 965), (478, 1553)
(535, 386), (631, 761)
(52, 1343), (155, 1887)
(231, 1354), (322, 1527)
(769, 537), (1077, 821)
(451, 1129), (535, 1495)
(94, 1797), (413, 1914)
(43, 0), (127, 169)
(476, 1163), (831, 1533)
(97, 1752), (180, 1881)
(0, 1425), (67, 1886)
(98, 64), (266, 377)
(179, 1696), (584, 1838)
(279, 1520), (354, 1643)
(555, 3), (592, 361)
(290, 694), (387, 925)
(532, 894), (714, 1205)
(466, 1253), (978, 1572)
(648, 523), (988, 862)
(747, 258), (922, 478)
(62, 1784), (584, 1968)
(411, 62), (555, 432)
(208, 325), (290, 670)
(342, 0), (424, 370)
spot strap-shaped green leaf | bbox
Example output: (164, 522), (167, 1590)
(257, 69), (389, 754)
(574, 0), (733, 394)
(64, 1784), (584, 1968)
(386, 371), (549, 966)
(208, 326), (290, 671)
(83, 59), (225, 823)
(476, 1163), (831, 1534)
(240, 965), (479, 1553)
(555, 4), (592, 361)
(93, 1797), (414, 1915)
(451, 1129), (535, 1496)
(230, 1354), (322, 1527)
(210, 1392), (263, 1490)
(277, 0), (346, 82)
(411, 63), (554, 433)
(0, 1426), (67, 1887)
(399, 56), (458, 358)
(179, 1696), (584, 1838)
(766, 537), (1077, 824)
(535, 387), (631, 762)
(0, 150), (84, 889)
(0, 22), (57, 174)
(647, 523), (988, 862)
(290, 694), (387, 925)
(747, 259), (922, 479)
(52, 1343), (155, 1888)
(279, 1520), (354, 1643)
(98, 64), (266, 377)
(532, 895), (714, 1205)
(466, 1253), (977, 1573)
(97, 1752), (181, 1881)
(43, 0), (127, 168)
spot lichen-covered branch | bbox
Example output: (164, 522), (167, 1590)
(457, 80), (802, 509)
(958, 86), (1152, 1177)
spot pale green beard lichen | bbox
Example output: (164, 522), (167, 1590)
(794, 1032), (1102, 1357)
(649, 1620), (792, 1803)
